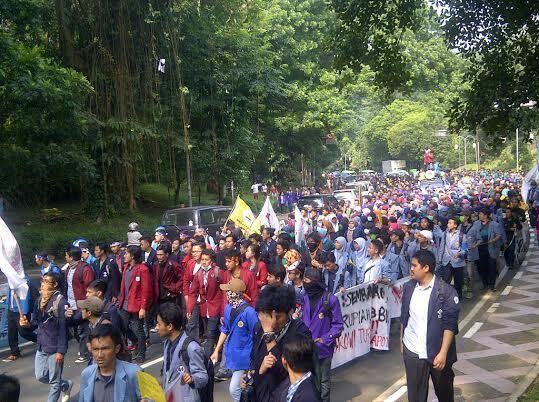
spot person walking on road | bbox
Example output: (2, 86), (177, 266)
(118, 245), (151, 363)
(475, 208), (503, 291)
(2, 275), (37, 362)
(401, 250), (460, 402)
(438, 217), (467, 299)
(301, 268), (343, 402)
(79, 324), (142, 402)
(28, 272), (72, 402)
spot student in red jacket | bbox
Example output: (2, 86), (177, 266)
(118, 245), (151, 362)
(221, 249), (258, 312)
(187, 249), (222, 357)
(242, 243), (268, 291)
(65, 246), (95, 363)
(151, 243), (183, 331)
(183, 242), (204, 339)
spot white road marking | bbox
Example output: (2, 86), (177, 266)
(0, 341), (33, 355)
(486, 302), (500, 313)
(463, 322), (483, 338)
(384, 385), (408, 402)
(140, 356), (163, 369)
(501, 285), (513, 296)
(514, 271), (524, 280)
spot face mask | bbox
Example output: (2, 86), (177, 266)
(307, 242), (319, 252)
(303, 280), (323, 296)
(226, 290), (243, 308)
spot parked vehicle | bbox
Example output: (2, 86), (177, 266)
(297, 195), (339, 211)
(333, 189), (358, 203)
(386, 169), (410, 177)
(346, 180), (373, 194)
(161, 206), (232, 238)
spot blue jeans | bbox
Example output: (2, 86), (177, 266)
(229, 370), (245, 402)
(35, 350), (69, 402)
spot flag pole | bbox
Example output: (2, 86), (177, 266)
(223, 195), (239, 232)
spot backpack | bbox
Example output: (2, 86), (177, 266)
(77, 261), (95, 284)
(322, 291), (333, 320)
(40, 292), (64, 318)
(179, 336), (215, 402)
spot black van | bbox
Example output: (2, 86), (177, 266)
(161, 206), (232, 239)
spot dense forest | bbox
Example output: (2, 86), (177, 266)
(1, 0), (537, 213)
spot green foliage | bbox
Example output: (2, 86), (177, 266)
(0, 31), (93, 205)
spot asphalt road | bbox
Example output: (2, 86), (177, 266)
(2, 266), (512, 402)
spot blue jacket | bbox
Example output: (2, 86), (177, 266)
(79, 359), (141, 402)
(380, 251), (400, 283)
(387, 243), (410, 278)
(437, 229), (467, 268)
(221, 301), (259, 370)
(31, 291), (68, 354)
(462, 221), (480, 262)
(400, 277), (460, 365)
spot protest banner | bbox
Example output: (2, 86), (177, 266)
(388, 277), (410, 319)
(331, 282), (390, 369)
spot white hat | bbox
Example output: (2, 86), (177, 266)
(418, 230), (433, 243)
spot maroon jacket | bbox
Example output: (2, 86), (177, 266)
(67, 261), (95, 302)
(187, 264), (222, 318)
(118, 263), (152, 313)
(152, 258), (183, 303)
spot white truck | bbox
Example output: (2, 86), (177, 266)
(382, 160), (406, 174)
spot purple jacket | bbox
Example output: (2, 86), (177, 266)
(302, 292), (344, 359)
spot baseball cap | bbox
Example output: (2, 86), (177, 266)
(219, 278), (247, 293)
(77, 296), (105, 315)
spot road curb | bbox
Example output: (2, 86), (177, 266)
(506, 359), (539, 402)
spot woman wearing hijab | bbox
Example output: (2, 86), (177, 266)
(341, 237), (370, 289)
(333, 237), (349, 272)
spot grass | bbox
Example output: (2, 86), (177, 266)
(4, 182), (272, 266)
(519, 375), (539, 402)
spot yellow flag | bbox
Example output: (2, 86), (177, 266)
(228, 196), (262, 234)
(137, 371), (166, 402)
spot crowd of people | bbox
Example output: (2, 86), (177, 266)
(0, 168), (530, 402)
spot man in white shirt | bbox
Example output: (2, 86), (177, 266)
(400, 249), (460, 402)
(251, 183), (260, 200)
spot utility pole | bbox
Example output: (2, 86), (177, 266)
(516, 127), (520, 172)
(474, 128), (480, 171)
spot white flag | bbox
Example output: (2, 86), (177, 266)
(257, 196), (280, 230)
(294, 205), (305, 247)
(157, 58), (166, 73)
(0, 217), (28, 299)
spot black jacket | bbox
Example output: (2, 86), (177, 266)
(250, 319), (312, 402)
(91, 256), (121, 301)
(274, 376), (322, 402)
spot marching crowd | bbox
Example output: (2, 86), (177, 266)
(0, 168), (530, 402)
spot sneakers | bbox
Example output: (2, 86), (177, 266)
(2, 355), (19, 362)
(61, 379), (73, 402)
(75, 356), (88, 364)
